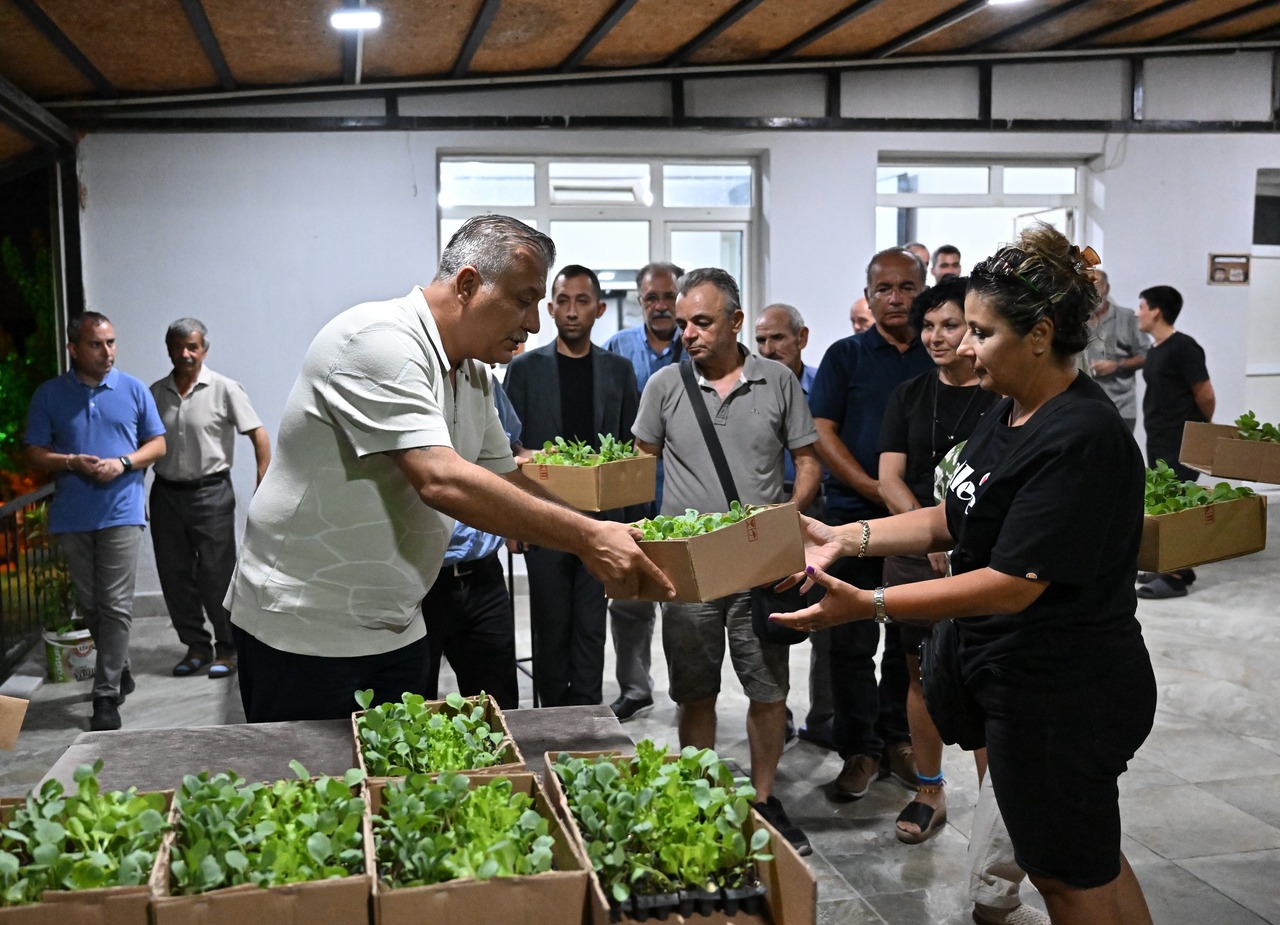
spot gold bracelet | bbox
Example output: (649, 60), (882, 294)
(856, 520), (870, 558)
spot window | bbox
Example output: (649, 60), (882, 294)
(439, 156), (757, 346)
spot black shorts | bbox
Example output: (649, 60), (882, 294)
(975, 648), (1156, 889)
(882, 555), (939, 654)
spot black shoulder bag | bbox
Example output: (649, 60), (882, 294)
(678, 362), (809, 645)
(920, 384), (1086, 751)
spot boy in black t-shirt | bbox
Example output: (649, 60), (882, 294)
(1136, 285), (1216, 599)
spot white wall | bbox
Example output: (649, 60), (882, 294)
(75, 60), (1280, 602)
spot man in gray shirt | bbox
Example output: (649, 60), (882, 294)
(1084, 270), (1149, 431)
(633, 267), (820, 857)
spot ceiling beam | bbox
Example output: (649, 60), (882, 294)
(176, 0), (235, 91)
(1053, 0), (1201, 50)
(664, 0), (768, 67)
(559, 0), (641, 73)
(766, 0), (893, 63)
(0, 73), (75, 148)
(869, 0), (990, 58)
(10, 0), (116, 99)
(452, 0), (502, 78)
(1239, 19), (1280, 41)
(963, 0), (1092, 53)
(342, 32), (360, 84)
(1156, 0), (1280, 44)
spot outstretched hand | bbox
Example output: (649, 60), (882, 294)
(775, 515), (846, 594)
(766, 564), (870, 633)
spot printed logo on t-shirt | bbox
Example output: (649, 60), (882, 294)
(948, 461), (991, 515)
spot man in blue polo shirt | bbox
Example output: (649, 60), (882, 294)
(809, 248), (934, 801)
(25, 312), (166, 731)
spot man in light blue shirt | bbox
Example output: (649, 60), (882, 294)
(421, 379), (523, 709)
(602, 261), (683, 721)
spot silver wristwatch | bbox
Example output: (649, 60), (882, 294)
(873, 586), (892, 624)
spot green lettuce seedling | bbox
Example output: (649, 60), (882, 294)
(355, 690), (507, 777)
(531, 433), (640, 467)
(1144, 461), (1254, 515)
(634, 501), (754, 541)
(1236, 411), (1280, 444)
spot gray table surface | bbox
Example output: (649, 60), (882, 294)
(41, 705), (635, 791)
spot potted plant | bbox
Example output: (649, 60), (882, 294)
(23, 501), (94, 682)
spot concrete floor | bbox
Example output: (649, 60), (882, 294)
(2, 492), (1278, 924)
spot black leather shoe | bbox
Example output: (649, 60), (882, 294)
(90, 697), (121, 732)
(610, 695), (654, 722)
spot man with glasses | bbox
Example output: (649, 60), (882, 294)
(603, 261), (683, 720)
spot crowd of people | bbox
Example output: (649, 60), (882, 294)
(26, 213), (1219, 925)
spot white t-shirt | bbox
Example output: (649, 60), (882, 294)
(227, 287), (515, 656)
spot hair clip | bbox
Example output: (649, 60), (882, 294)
(1070, 245), (1101, 273)
(985, 256), (1045, 298)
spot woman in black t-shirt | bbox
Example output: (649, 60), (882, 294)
(772, 225), (1156, 925)
(876, 277), (999, 845)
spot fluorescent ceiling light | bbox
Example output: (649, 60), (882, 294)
(987, 0), (1027, 5)
(331, 8), (381, 30)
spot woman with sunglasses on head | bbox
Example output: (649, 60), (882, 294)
(772, 223), (1155, 925)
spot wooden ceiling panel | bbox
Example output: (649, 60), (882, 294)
(469, 0), (620, 72)
(584, 0), (743, 68)
(906, 0), (1083, 55)
(1083, 0), (1252, 45)
(1190, 6), (1280, 41)
(985, 0), (1171, 52)
(38, 0), (216, 92)
(0, 4), (94, 100)
(0, 123), (38, 162)
(683, 0), (856, 65)
(797, 0), (964, 59)
(361, 0), (485, 79)
(202, 0), (341, 86)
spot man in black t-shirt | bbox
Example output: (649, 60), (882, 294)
(1136, 285), (1216, 599)
(504, 265), (641, 705)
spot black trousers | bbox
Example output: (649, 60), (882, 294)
(525, 546), (607, 707)
(421, 552), (519, 709)
(233, 624), (429, 723)
(827, 554), (911, 758)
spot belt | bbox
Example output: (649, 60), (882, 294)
(155, 470), (231, 490)
(438, 551), (499, 581)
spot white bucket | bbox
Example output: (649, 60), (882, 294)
(43, 628), (96, 683)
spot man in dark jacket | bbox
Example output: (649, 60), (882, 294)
(504, 265), (641, 706)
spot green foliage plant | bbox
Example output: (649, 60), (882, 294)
(373, 771), (554, 887)
(168, 761), (366, 895)
(23, 501), (80, 633)
(633, 501), (755, 541)
(1144, 461), (1255, 515)
(0, 760), (168, 906)
(354, 690), (509, 777)
(552, 740), (771, 905)
(1235, 411), (1280, 444)
(530, 434), (641, 467)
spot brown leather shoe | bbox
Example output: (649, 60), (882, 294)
(881, 742), (921, 790)
(832, 754), (879, 800)
(207, 656), (238, 679)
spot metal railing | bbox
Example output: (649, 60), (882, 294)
(0, 483), (56, 683)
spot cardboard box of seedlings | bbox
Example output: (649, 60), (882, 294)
(0, 791), (172, 925)
(1180, 422), (1280, 484)
(543, 750), (816, 925)
(624, 502), (806, 603)
(147, 779), (371, 925)
(1138, 493), (1268, 573)
(521, 453), (658, 512)
(365, 772), (589, 925)
(351, 692), (525, 788)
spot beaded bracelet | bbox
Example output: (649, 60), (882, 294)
(856, 520), (870, 558)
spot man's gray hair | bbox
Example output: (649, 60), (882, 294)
(434, 214), (556, 284)
(760, 302), (805, 333)
(166, 317), (209, 348)
(678, 268), (741, 317)
(635, 261), (684, 288)
(865, 247), (926, 287)
(67, 311), (111, 344)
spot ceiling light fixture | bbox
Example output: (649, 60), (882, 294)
(987, 0), (1028, 5)
(331, 8), (381, 30)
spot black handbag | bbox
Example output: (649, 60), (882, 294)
(919, 619), (986, 750)
(677, 362), (809, 645)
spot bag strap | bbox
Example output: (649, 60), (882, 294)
(679, 361), (739, 508)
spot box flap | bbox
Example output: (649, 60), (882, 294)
(0, 695), (28, 750)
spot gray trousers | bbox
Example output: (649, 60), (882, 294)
(608, 597), (655, 700)
(968, 773), (1029, 910)
(57, 525), (144, 699)
(805, 627), (833, 731)
(150, 477), (237, 657)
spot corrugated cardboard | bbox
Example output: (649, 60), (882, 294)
(366, 773), (588, 925)
(1179, 422), (1280, 484)
(543, 751), (816, 925)
(0, 791), (171, 925)
(625, 503), (806, 603)
(352, 693), (525, 787)
(520, 454), (657, 512)
(148, 785), (371, 925)
(0, 696), (27, 750)
(1138, 494), (1268, 572)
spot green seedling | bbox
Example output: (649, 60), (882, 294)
(531, 433), (641, 467)
(633, 501), (755, 541)
(1144, 460), (1254, 515)
(1235, 411), (1280, 444)
(355, 690), (508, 777)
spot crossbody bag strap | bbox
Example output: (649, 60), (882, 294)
(678, 360), (739, 508)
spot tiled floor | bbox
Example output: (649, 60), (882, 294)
(3, 490), (1278, 924)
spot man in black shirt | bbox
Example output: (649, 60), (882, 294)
(1136, 284), (1216, 599)
(504, 265), (641, 704)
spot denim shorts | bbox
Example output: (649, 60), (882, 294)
(976, 647), (1157, 888)
(660, 592), (789, 704)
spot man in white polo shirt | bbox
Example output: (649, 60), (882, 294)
(227, 214), (672, 722)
